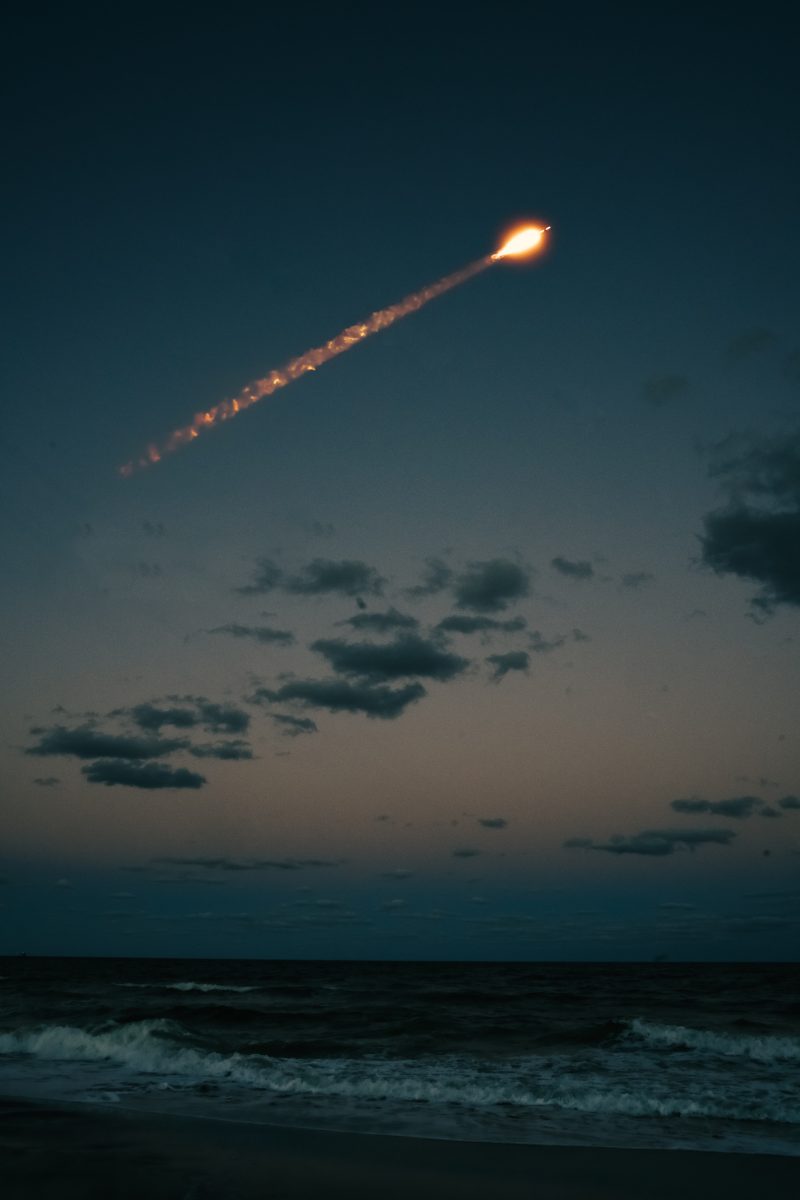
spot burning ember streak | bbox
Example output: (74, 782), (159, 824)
(119, 226), (548, 475)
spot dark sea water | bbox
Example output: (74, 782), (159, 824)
(1, 958), (798, 1155)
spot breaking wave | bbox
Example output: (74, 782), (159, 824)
(2, 1020), (798, 1126)
(625, 1018), (800, 1062)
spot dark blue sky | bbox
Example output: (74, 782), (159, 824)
(2, 6), (799, 959)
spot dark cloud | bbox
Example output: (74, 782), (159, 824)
(779, 795), (800, 811)
(700, 431), (800, 614)
(125, 702), (198, 731)
(572, 628), (591, 642)
(701, 508), (800, 614)
(270, 714), (318, 737)
(285, 558), (384, 597)
(186, 699), (251, 735)
(27, 725), (188, 760)
(760, 805), (783, 819)
(311, 634), (469, 683)
(137, 562), (162, 579)
(188, 740), (253, 760)
(236, 557), (284, 595)
(643, 374), (689, 407)
(340, 608), (419, 634)
(453, 559), (529, 613)
(142, 520), (166, 538)
(82, 760), (206, 789)
(478, 818), (508, 829)
(127, 698), (250, 735)
(671, 795), (763, 819)
(726, 328), (776, 361)
(32, 776), (60, 787)
(551, 556), (594, 580)
(405, 557), (453, 599)
(209, 623), (295, 646)
(152, 856), (341, 871)
(487, 651), (529, 682)
(707, 431), (800, 505)
(452, 848), (482, 858)
(565, 828), (736, 856)
(436, 615), (526, 636)
(621, 572), (655, 589)
(252, 679), (426, 720)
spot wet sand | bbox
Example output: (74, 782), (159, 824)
(1, 1095), (798, 1200)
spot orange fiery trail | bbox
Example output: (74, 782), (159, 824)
(119, 226), (546, 475)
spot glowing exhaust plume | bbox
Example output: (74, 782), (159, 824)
(119, 226), (549, 475)
(491, 224), (550, 260)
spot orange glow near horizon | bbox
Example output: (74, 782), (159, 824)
(491, 224), (550, 260)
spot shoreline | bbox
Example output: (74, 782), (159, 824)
(2, 1095), (799, 1200)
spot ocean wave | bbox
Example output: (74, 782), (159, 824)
(625, 1018), (800, 1062)
(0, 1020), (186, 1067)
(117, 982), (259, 993)
(2, 1020), (799, 1125)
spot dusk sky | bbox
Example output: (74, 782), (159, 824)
(2, 7), (799, 960)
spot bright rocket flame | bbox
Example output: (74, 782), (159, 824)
(119, 223), (549, 475)
(491, 225), (549, 260)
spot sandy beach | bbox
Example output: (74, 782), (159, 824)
(2, 1095), (798, 1200)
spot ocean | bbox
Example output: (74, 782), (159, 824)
(1, 958), (798, 1156)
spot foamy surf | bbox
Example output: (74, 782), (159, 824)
(2, 959), (799, 1156)
(625, 1018), (800, 1062)
(2, 1019), (799, 1129)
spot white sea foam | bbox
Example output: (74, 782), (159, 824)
(626, 1018), (800, 1062)
(2, 1021), (799, 1126)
